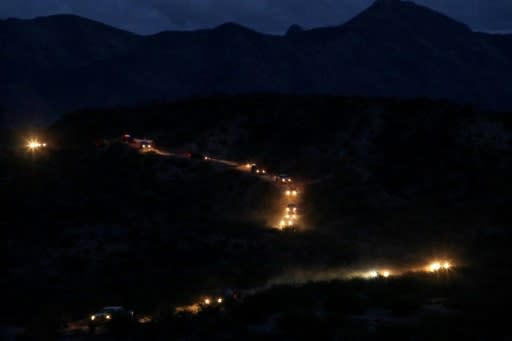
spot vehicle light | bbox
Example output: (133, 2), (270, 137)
(382, 271), (390, 278)
(443, 261), (451, 270)
(286, 190), (291, 195)
(27, 140), (43, 150)
(429, 262), (441, 272)
(217, 298), (223, 304)
(204, 298), (210, 305)
(148, 145), (152, 148)
(367, 270), (378, 278)
(90, 315), (95, 321)
(106, 314), (111, 320)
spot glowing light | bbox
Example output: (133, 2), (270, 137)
(382, 271), (390, 278)
(286, 190), (291, 195)
(429, 262), (441, 272)
(443, 261), (451, 270)
(217, 298), (223, 304)
(367, 270), (378, 278)
(90, 315), (95, 321)
(204, 298), (210, 305)
(27, 140), (46, 150)
(106, 314), (111, 320)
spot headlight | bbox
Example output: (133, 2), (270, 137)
(148, 145), (152, 148)
(367, 271), (378, 278)
(106, 314), (111, 320)
(443, 261), (451, 270)
(90, 315), (95, 321)
(217, 298), (223, 304)
(204, 298), (210, 305)
(382, 271), (390, 278)
(429, 262), (441, 272)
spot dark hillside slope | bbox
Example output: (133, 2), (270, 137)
(51, 94), (512, 228)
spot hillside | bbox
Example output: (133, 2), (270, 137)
(4, 94), (512, 338)
(2, 0), (512, 126)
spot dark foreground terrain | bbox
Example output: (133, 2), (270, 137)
(3, 94), (511, 339)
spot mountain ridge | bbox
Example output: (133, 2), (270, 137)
(1, 0), (511, 126)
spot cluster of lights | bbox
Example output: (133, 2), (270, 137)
(142, 144), (152, 149)
(27, 140), (47, 150)
(428, 261), (451, 272)
(279, 205), (299, 229)
(279, 219), (294, 229)
(256, 168), (266, 174)
(365, 270), (391, 279)
(360, 260), (455, 280)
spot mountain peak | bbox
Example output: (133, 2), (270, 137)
(345, 0), (471, 35)
(374, 0), (404, 4)
(213, 22), (255, 34)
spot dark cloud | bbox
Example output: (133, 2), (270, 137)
(0, 0), (511, 34)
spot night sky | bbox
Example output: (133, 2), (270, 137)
(1, 0), (511, 34)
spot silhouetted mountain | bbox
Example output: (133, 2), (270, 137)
(1, 0), (511, 125)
